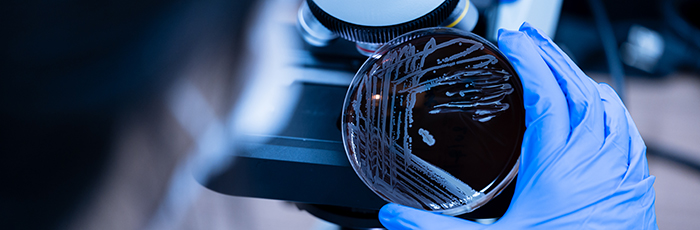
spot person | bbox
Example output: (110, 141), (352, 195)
(1, 1), (255, 229)
(378, 22), (658, 229)
(3, 0), (656, 227)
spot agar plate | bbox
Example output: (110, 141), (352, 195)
(341, 27), (525, 215)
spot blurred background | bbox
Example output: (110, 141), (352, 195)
(2, 0), (699, 229)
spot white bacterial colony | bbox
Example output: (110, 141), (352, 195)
(418, 128), (435, 146)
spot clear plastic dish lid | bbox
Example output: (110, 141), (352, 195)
(341, 27), (525, 215)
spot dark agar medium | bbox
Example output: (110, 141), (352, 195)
(341, 27), (525, 216)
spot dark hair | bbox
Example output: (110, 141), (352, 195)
(0, 1), (255, 229)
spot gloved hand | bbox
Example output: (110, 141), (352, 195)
(378, 22), (658, 229)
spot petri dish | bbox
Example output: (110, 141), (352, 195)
(341, 27), (525, 216)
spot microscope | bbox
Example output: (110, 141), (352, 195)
(199, 0), (562, 229)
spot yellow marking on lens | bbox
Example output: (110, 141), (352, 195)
(446, 1), (470, 28)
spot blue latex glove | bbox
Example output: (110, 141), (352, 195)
(378, 22), (658, 229)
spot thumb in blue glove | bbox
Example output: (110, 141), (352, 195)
(378, 22), (658, 230)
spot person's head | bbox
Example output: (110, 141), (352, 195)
(1, 1), (256, 228)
